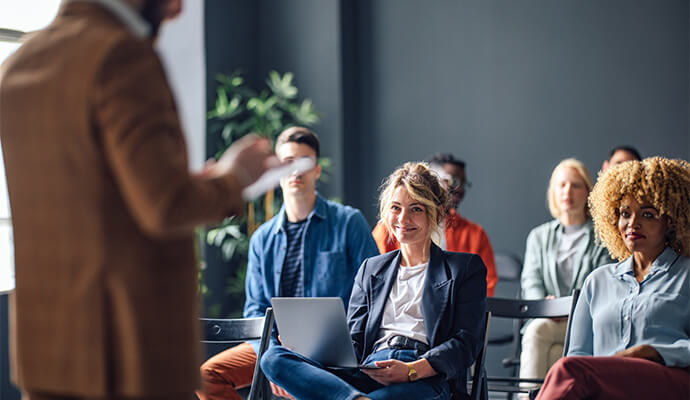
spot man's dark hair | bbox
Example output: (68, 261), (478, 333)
(428, 153), (465, 169)
(608, 146), (641, 161)
(276, 126), (320, 158)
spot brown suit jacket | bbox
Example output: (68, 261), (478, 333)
(0, 2), (243, 397)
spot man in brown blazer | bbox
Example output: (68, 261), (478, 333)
(0, 1), (276, 399)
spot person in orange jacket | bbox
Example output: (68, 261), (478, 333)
(372, 153), (498, 296)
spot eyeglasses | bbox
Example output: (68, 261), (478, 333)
(444, 177), (472, 191)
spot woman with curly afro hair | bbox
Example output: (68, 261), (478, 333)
(537, 157), (690, 400)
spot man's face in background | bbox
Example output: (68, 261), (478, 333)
(432, 162), (467, 210)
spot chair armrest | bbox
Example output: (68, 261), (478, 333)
(501, 357), (520, 368)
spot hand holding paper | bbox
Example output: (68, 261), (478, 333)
(242, 157), (316, 200)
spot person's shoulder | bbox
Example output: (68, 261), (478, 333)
(65, 2), (149, 38)
(2, 7), (139, 73)
(583, 260), (621, 286)
(441, 249), (485, 272)
(68, 5), (151, 50)
(322, 196), (367, 221)
(324, 197), (360, 214)
(250, 213), (283, 241)
(456, 214), (488, 234)
(527, 220), (558, 238)
(535, 219), (559, 232)
(356, 251), (398, 278)
(364, 250), (398, 265)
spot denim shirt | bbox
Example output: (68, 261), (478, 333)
(568, 247), (690, 367)
(243, 194), (379, 320)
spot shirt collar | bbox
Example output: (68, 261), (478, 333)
(64, 0), (151, 38)
(274, 193), (326, 234)
(614, 247), (679, 277)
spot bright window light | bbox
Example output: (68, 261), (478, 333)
(0, 0), (61, 33)
(0, 42), (20, 65)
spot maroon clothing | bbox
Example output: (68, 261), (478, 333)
(536, 356), (690, 400)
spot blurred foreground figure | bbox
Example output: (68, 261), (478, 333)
(0, 1), (276, 399)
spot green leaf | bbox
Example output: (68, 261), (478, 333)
(222, 239), (238, 260)
(294, 99), (320, 125)
(206, 229), (217, 245)
(267, 70), (298, 99)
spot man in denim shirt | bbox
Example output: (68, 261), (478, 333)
(198, 127), (379, 400)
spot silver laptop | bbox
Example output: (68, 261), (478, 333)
(271, 297), (373, 369)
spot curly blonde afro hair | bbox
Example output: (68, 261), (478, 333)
(588, 157), (690, 260)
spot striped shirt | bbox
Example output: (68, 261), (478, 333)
(279, 219), (308, 297)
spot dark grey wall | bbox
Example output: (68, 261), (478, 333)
(205, 0), (259, 157)
(348, 0), (690, 257)
(257, 0), (343, 197)
(206, 0), (343, 196)
(203, 1), (689, 316)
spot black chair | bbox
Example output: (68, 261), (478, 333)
(475, 291), (580, 399)
(486, 252), (523, 379)
(201, 308), (275, 400)
(468, 311), (491, 400)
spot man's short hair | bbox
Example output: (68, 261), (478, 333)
(428, 153), (465, 169)
(276, 126), (320, 158)
(608, 145), (641, 161)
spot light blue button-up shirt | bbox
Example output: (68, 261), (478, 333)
(568, 247), (690, 367)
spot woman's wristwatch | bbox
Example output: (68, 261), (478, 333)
(406, 362), (418, 382)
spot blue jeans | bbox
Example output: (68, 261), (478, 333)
(260, 345), (451, 400)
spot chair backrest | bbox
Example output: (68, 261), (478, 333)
(487, 295), (573, 320)
(248, 308), (275, 400)
(487, 290), (580, 357)
(562, 289), (580, 356)
(201, 308), (275, 400)
(201, 315), (265, 343)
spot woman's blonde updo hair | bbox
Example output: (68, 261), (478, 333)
(547, 158), (594, 219)
(378, 162), (450, 246)
(589, 156), (690, 260)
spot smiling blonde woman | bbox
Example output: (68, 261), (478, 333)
(260, 162), (487, 400)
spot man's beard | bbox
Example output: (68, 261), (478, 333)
(140, 0), (166, 38)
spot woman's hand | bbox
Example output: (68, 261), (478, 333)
(361, 359), (410, 385)
(361, 358), (436, 386)
(613, 344), (663, 363)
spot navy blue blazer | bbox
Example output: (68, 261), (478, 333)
(347, 243), (487, 395)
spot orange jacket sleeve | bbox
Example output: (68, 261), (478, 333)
(372, 221), (398, 254)
(477, 230), (497, 297)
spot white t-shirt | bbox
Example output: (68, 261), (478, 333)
(374, 262), (429, 350)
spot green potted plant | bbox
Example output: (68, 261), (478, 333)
(203, 70), (321, 317)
